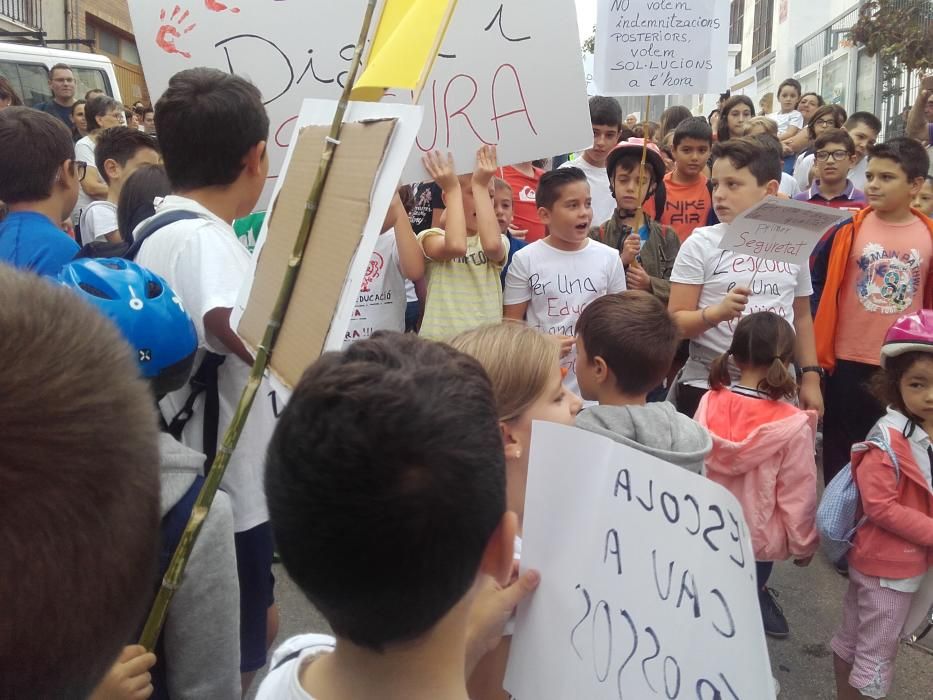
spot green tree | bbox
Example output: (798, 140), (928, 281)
(849, 0), (933, 73)
(583, 25), (595, 54)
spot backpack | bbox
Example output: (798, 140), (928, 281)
(816, 429), (900, 565)
(76, 210), (227, 469)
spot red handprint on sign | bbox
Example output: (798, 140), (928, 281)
(156, 6), (196, 59)
(205, 0), (240, 12)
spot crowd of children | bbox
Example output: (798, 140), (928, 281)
(2, 59), (933, 700)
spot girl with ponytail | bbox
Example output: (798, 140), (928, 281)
(695, 312), (820, 640)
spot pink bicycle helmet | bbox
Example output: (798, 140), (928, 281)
(880, 309), (933, 367)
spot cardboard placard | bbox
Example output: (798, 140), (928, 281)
(594, 0), (730, 96)
(127, 0), (592, 207)
(237, 120), (395, 390)
(717, 196), (851, 265)
(505, 422), (775, 700)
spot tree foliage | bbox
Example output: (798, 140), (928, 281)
(583, 25), (596, 54)
(849, 0), (933, 73)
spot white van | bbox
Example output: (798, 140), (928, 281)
(0, 43), (121, 107)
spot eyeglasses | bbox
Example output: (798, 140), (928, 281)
(815, 150), (851, 162)
(813, 119), (837, 127)
(75, 161), (87, 181)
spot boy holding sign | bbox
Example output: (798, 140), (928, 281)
(668, 137), (822, 420)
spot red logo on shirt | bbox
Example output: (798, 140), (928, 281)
(360, 252), (385, 293)
(519, 185), (536, 202)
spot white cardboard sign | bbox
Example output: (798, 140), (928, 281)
(505, 422), (774, 700)
(594, 0), (730, 96)
(717, 196), (851, 265)
(127, 0), (592, 207)
(230, 98), (424, 401)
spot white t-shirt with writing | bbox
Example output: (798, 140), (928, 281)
(504, 239), (626, 394)
(343, 230), (406, 348)
(670, 222), (813, 360)
(559, 156), (615, 227)
(256, 634), (337, 700)
(135, 196), (277, 532)
(78, 200), (118, 245)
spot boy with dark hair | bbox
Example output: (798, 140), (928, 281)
(0, 106), (80, 273)
(812, 137), (933, 490)
(79, 126), (160, 244)
(914, 175), (933, 217)
(0, 264), (161, 699)
(258, 331), (535, 698)
(133, 67), (279, 689)
(418, 147), (507, 341)
(559, 95), (623, 225)
(843, 111), (882, 190)
(668, 137), (822, 425)
(662, 116), (714, 241)
(748, 132), (801, 197)
(590, 139), (680, 303)
(793, 128), (867, 216)
(505, 167), (626, 395)
(575, 291), (711, 473)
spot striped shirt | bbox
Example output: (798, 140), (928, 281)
(417, 228), (508, 341)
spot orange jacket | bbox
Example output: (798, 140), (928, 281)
(812, 207), (933, 373)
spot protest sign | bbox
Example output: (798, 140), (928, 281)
(594, 0), (730, 96)
(231, 98), (423, 395)
(504, 422), (774, 700)
(127, 0), (591, 207)
(717, 196), (850, 265)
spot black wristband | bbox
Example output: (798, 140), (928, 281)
(800, 365), (825, 379)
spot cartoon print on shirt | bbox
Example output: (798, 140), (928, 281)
(360, 252), (385, 293)
(855, 242), (923, 314)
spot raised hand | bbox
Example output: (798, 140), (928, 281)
(422, 151), (460, 193)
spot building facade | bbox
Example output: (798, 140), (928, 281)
(0, 0), (148, 104)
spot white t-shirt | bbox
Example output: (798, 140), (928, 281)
(794, 152), (815, 192)
(670, 222), (813, 359)
(135, 195), (276, 532)
(343, 230), (406, 348)
(772, 110), (804, 137)
(256, 634), (337, 700)
(78, 200), (118, 245)
(779, 172), (801, 198)
(504, 239), (626, 394)
(559, 155), (615, 227)
(73, 135), (98, 220)
(850, 156), (868, 190)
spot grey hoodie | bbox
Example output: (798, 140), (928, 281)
(575, 402), (712, 474)
(157, 433), (241, 699)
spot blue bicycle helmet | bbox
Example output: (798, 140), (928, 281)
(57, 258), (198, 396)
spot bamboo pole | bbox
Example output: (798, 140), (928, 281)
(138, 0), (381, 650)
(631, 95), (652, 262)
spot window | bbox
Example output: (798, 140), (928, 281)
(730, 0), (744, 68)
(87, 21), (141, 66)
(751, 0), (774, 63)
(0, 60), (111, 106)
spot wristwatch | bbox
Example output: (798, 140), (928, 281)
(800, 365), (826, 379)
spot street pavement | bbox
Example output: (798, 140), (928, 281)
(250, 556), (933, 698)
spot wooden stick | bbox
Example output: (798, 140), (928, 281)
(632, 95), (652, 259)
(137, 0), (381, 651)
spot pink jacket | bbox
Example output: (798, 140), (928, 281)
(849, 411), (933, 579)
(695, 389), (819, 561)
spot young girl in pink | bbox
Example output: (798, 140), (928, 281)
(694, 312), (819, 640)
(832, 310), (933, 700)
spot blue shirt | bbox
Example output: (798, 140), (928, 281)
(0, 211), (79, 276)
(500, 233), (527, 288)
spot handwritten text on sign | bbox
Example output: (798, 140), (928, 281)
(594, 0), (730, 96)
(718, 196), (851, 265)
(127, 1), (592, 207)
(504, 423), (774, 699)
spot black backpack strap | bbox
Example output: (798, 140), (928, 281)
(166, 352), (226, 472)
(125, 210), (202, 261)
